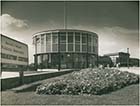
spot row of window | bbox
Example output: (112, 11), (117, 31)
(1, 63), (27, 71)
(1, 53), (28, 62)
(36, 53), (97, 69)
(35, 32), (98, 53)
(35, 32), (98, 45)
(37, 43), (98, 53)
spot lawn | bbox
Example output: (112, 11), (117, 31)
(1, 71), (139, 105)
(1, 84), (139, 105)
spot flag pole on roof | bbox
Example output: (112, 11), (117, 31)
(64, 0), (67, 29)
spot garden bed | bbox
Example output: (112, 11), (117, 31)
(36, 68), (139, 95)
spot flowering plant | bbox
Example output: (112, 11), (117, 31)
(36, 68), (139, 95)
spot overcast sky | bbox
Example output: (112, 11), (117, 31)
(1, 1), (139, 63)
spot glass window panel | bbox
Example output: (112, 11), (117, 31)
(41, 34), (44, 44)
(37, 55), (42, 64)
(82, 45), (87, 52)
(82, 33), (87, 43)
(46, 34), (51, 44)
(59, 32), (66, 43)
(92, 46), (95, 52)
(52, 34), (58, 44)
(75, 32), (80, 43)
(42, 54), (48, 62)
(88, 34), (92, 43)
(52, 44), (58, 51)
(68, 44), (73, 51)
(68, 32), (73, 43)
(95, 38), (98, 45)
(75, 44), (80, 52)
(46, 44), (51, 52)
(60, 35), (66, 43)
(88, 45), (91, 52)
(60, 44), (66, 51)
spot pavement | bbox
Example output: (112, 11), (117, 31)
(2, 69), (74, 92)
(113, 67), (140, 75)
(1, 69), (72, 79)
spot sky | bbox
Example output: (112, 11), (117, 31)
(1, 1), (139, 63)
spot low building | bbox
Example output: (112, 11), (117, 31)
(129, 58), (140, 67)
(98, 56), (113, 67)
(33, 29), (98, 70)
(0, 34), (28, 71)
(104, 52), (130, 67)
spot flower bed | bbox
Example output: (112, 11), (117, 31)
(36, 68), (139, 95)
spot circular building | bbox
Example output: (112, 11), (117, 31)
(33, 29), (98, 70)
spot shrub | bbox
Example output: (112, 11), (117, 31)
(36, 68), (139, 95)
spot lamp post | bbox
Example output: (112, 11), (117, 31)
(127, 48), (129, 69)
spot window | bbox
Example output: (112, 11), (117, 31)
(1, 53), (17, 60)
(60, 32), (66, 43)
(68, 32), (73, 43)
(88, 34), (92, 43)
(41, 34), (44, 44)
(52, 33), (58, 44)
(93, 46), (95, 52)
(18, 57), (28, 62)
(52, 44), (58, 51)
(75, 32), (80, 43)
(68, 44), (73, 51)
(88, 45), (91, 52)
(82, 33), (87, 44)
(75, 44), (80, 52)
(46, 34), (51, 44)
(42, 54), (48, 62)
(37, 55), (42, 64)
(82, 45), (87, 52)
(60, 44), (66, 51)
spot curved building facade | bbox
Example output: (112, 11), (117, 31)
(33, 29), (98, 70)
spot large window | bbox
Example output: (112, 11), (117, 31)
(46, 33), (51, 52)
(41, 34), (44, 44)
(52, 44), (58, 51)
(52, 33), (58, 52)
(60, 32), (66, 52)
(75, 32), (80, 43)
(75, 44), (80, 52)
(88, 34), (92, 52)
(60, 32), (66, 43)
(82, 33), (87, 43)
(68, 32), (74, 52)
(52, 33), (58, 44)
(46, 33), (51, 43)
(41, 34), (45, 52)
(60, 44), (66, 51)
(75, 32), (80, 52)
(68, 44), (73, 51)
(37, 55), (42, 65)
(68, 32), (73, 43)
(82, 33), (87, 52)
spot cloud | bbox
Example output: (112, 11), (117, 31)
(69, 25), (139, 58)
(0, 14), (29, 33)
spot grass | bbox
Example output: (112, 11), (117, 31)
(1, 72), (139, 105)
(1, 84), (139, 105)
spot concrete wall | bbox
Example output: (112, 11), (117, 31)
(1, 70), (74, 91)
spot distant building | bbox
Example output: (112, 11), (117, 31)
(104, 52), (130, 67)
(129, 58), (140, 67)
(0, 34), (28, 71)
(33, 29), (98, 70)
(98, 56), (113, 67)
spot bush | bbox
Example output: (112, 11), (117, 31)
(36, 68), (139, 95)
